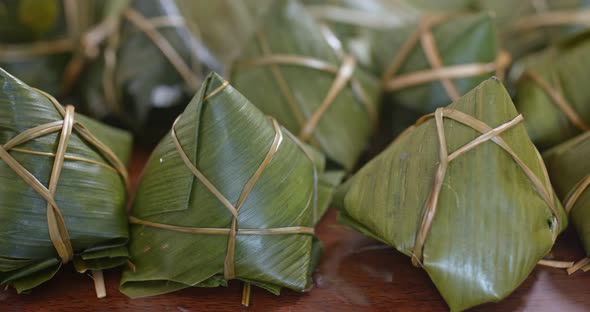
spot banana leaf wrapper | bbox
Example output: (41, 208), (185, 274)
(175, 0), (273, 68)
(474, 0), (590, 58)
(120, 73), (343, 299)
(0, 0), (99, 95)
(373, 12), (511, 115)
(514, 32), (590, 150)
(334, 78), (567, 311)
(543, 132), (590, 272)
(0, 68), (131, 293)
(231, 0), (380, 171)
(76, 0), (222, 145)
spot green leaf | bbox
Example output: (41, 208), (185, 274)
(6, 259), (62, 294)
(515, 33), (590, 149)
(334, 78), (566, 311)
(0, 257), (35, 272)
(121, 72), (341, 299)
(175, 0), (274, 67)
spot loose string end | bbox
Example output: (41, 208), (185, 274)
(567, 257), (590, 275)
(127, 259), (137, 273)
(92, 270), (107, 299)
(241, 282), (252, 307)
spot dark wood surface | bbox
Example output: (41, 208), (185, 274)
(2, 148), (590, 312)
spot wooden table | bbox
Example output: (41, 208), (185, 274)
(3, 148), (590, 311)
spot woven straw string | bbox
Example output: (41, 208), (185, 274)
(523, 70), (589, 132)
(410, 108), (560, 267)
(0, 89), (129, 263)
(233, 32), (377, 143)
(129, 81), (318, 282)
(381, 14), (512, 99)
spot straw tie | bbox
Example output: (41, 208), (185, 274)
(233, 32), (377, 143)
(522, 70), (589, 132)
(381, 14), (512, 100)
(0, 89), (129, 263)
(410, 108), (560, 267)
(129, 81), (319, 282)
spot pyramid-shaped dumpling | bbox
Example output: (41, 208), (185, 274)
(121, 73), (342, 300)
(335, 78), (566, 311)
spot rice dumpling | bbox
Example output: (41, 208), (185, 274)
(120, 73), (342, 303)
(375, 12), (511, 114)
(543, 132), (590, 273)
(0, 0), (97, 95)
(334, 78), (566, 311)
(0, 67), (131, 294)
(231, 0), (380, 171)
(74, 0), (222, 145)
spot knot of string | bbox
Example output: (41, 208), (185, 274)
(0, 89), (129, 263)
(233, 31), (377, 144)
(409, 107), (559, 267)
(381, 13), (512, 100)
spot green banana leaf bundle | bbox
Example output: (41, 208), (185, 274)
(334, 78), (567, 311)
(231, 0), (380, 171)
(374, 12), (510, 115)
(474, 0), (590, 58)
(0, 0), (98, 95)
(514, 32), (590, 150)
(543, 132), (590, 272)
(76, 0), (222, 145)
(0, 68), (132, 294)
(175, 0), (273, 69)
(120, 73), (343, 301)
